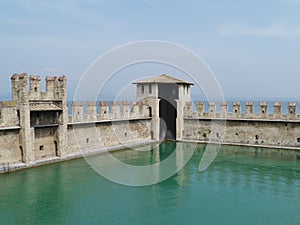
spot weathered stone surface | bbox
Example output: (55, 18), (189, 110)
(2, 74), (300, 173)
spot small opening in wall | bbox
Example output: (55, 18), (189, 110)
(148, 107), (152, 117)
(290, 110), (294, 114)
(104, 111), (107, 114)
(297, 138), (300, 143)
(149, 84), (152, 94)
(255, 135), (259, 140)
(235, 132), (238, 136)
(216, 133), (219, 138)
(261, 110), (265, 114)
(141, 85), (144, 94)
(77, 112), (80, 115)
(20, 146), (24, 163)
(39, 145), (44, 151)
(34, 87), (37, 92)
(150, 131), (154, 139)
(86, 138), (89, 144)
(54, 141), (59, 157)
(124, 133), (127, 138)
(234, 110), (238, 113)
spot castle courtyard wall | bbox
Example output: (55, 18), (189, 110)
(0, 129), (22, 166)
(183, 119), (300, 148)
(2, 74), (300, 174)
(67, 119), (152, 154)
(182, 101), (300, 152)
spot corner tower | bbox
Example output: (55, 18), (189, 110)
(133, 74), (193, 141)
(10, 73), (68, 164)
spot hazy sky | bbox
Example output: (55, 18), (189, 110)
(1, 0), (300, 100)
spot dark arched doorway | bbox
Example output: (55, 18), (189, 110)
(158, 84), (178, 140)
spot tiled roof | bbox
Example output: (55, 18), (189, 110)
(133, 74), (193, 85)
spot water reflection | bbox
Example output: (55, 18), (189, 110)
(0, 142), (300, 225)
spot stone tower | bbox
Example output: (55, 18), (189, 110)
(133, 74), (193, 141)
(10, 73), (68, 164)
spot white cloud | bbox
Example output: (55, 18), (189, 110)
(218, 23), (300, 38)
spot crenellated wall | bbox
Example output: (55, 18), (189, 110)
(66, 100), (153, 155)
(184, 101), (300, 120)
(0, 101), (19, 127)
(2, 73), (300, 173)
(183, 101), (300, 149)
(0, 74), (154, 173)
(11, 73), (67, 102)
(69, 101), (151, 123)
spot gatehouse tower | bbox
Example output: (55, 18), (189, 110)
(133, 74), (193, 141)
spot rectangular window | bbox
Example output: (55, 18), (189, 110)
(149, 84), (152, 94)
(141, 85), (144, 94)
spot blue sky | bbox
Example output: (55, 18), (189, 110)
(1, 0), (300, 100)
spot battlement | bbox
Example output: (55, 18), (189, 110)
(184, 101), (300, 121)
(0, 101), (19, 127)
(11, 73), (67, 102)
(69, 101), (152, 123)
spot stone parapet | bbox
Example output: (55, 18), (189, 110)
(68, 101), (152, 123)
(0, 101), (19, 127)
(10, 73), (67, 101)
(184, 101), (299, 121)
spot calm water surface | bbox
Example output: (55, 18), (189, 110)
(0, 142), (300, 225)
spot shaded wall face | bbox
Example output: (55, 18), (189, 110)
(158, 84), (178, 140)
(30, 111), (60, 127)
(158, 84), (178, 107)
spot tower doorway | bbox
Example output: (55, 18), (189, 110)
(158, 84), (178, 140)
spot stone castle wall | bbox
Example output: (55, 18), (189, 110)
(66, 101), (152, 155)
(0, 74), (153, 173)
(183, 101), (300, 149)
(2, 73), (300, 173)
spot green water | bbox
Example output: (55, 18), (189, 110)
(1, 142), (300, 225)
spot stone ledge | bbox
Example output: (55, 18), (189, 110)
(184, 117), (300, 123)
(0, 126), (21, 131)
(67, 117), (152, 126)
